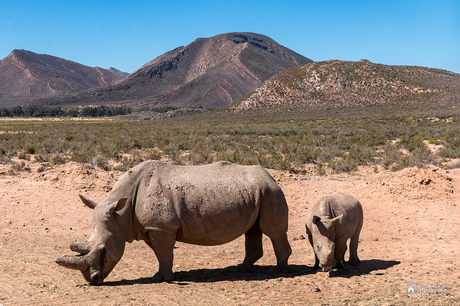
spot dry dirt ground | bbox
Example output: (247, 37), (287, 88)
(1, 160), (459, 305)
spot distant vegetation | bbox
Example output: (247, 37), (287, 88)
(1, 109), (459, 175)
(135, 105), (181, 113)
(0, 105), (132, 118)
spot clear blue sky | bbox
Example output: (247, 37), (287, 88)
(1, 0), (459, 74)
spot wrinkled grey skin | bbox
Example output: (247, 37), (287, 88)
(305, 192), (363, 271)
(55, 161), (292, 285)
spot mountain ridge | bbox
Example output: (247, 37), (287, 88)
(0, 49), (126, 105)
(227, 60), (460, 113)
(26, 32), (312, 108)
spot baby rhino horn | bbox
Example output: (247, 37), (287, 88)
(55, 255), (89, 271)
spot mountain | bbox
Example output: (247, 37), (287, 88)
(0, 49), (127, 105)
(228, 60), (460, 113)
(108, 67), (129, 79)
(31, 32), (312, 108)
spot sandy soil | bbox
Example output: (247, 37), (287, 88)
(0, 160), (458, 305)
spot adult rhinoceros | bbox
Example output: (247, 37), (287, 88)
(55, 161), (292, 285)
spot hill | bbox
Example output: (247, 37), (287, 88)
(30, 32), (312, 108)
(228, 60), (460, 114)
(0, 49), (126, 106)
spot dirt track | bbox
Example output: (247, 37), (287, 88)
(1, 161), (459, 305)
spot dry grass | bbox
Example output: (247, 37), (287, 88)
(1, 110), (459, 175)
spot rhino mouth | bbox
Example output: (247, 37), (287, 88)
(90, 269), (104, 285)
(321, 266), (333, 272)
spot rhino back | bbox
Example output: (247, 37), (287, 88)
(130, 161), (280, 245)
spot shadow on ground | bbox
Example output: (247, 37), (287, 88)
(102, 264), (312, 286)
(100, 260), (399, 286)
(326, 259), (401, 278)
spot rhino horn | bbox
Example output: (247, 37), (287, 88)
(55, 244), (105, 271)
(55, 255), (89, 271)
(78, 194), (99, 209)
(70, 242), (91, 254)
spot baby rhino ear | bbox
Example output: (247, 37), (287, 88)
(312, 215), (321, 225)
(105, 198), (128, 217)
(331, 214), (343, 225)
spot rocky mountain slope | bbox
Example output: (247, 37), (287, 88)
(228, 60), (460, 113)
(0, 50), (126, 106)
(31, 32), (312, 108)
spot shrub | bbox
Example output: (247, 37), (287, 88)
(34, 154), (50, 163)
(113, 165), (128, 172)
(26, 146), (36, 154)
(330, 158), (357, 174)
(52, 155), (67, 165)
(18, 152), (29, 160)
(71, 151), (93, 164)
(11, 161), (26, 171)
(316, 163), (326, 176)
(408, 136), (425, 152)
(448, 160), (460, 169)
(381, 141), (401, 167)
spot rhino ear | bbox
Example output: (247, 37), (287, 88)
(105, 198), (128, 217)
(79, 194), (99, 209)
(331, 214), (343, 225)
(312, 215), (321, 225)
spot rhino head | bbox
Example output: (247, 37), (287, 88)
(311, 214), (343, 271)
(55, 195), (128, 285)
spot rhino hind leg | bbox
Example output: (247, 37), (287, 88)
(348, 221), (363, 266)
(235, 220), (264, 273)
(148, 230), (176, 282)
(267, 232), (292, 274)
(258, 190), (291, 274)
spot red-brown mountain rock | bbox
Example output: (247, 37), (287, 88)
(30, 32), (312, 108)
(0, 49), (126, 106)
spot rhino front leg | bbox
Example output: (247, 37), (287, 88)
(148, 230), (176, 282)
(334, 237), (348, 269)
(307, 233), (320, 270)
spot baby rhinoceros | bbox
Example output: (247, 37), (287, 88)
(305, 191), (363, 272)
(55, 161), (292, 285)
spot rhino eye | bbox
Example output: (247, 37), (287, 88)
(316, 244), (320, 251)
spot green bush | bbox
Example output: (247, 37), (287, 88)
(428, 138), (438, 145)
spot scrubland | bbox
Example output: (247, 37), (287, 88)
(1, 109), (459, 175)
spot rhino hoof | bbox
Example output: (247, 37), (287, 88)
(234, 263), (254, 274)
(270, 265), (291, 275)
(152, 271), (175, 283)
(348, 258), (361, 266)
